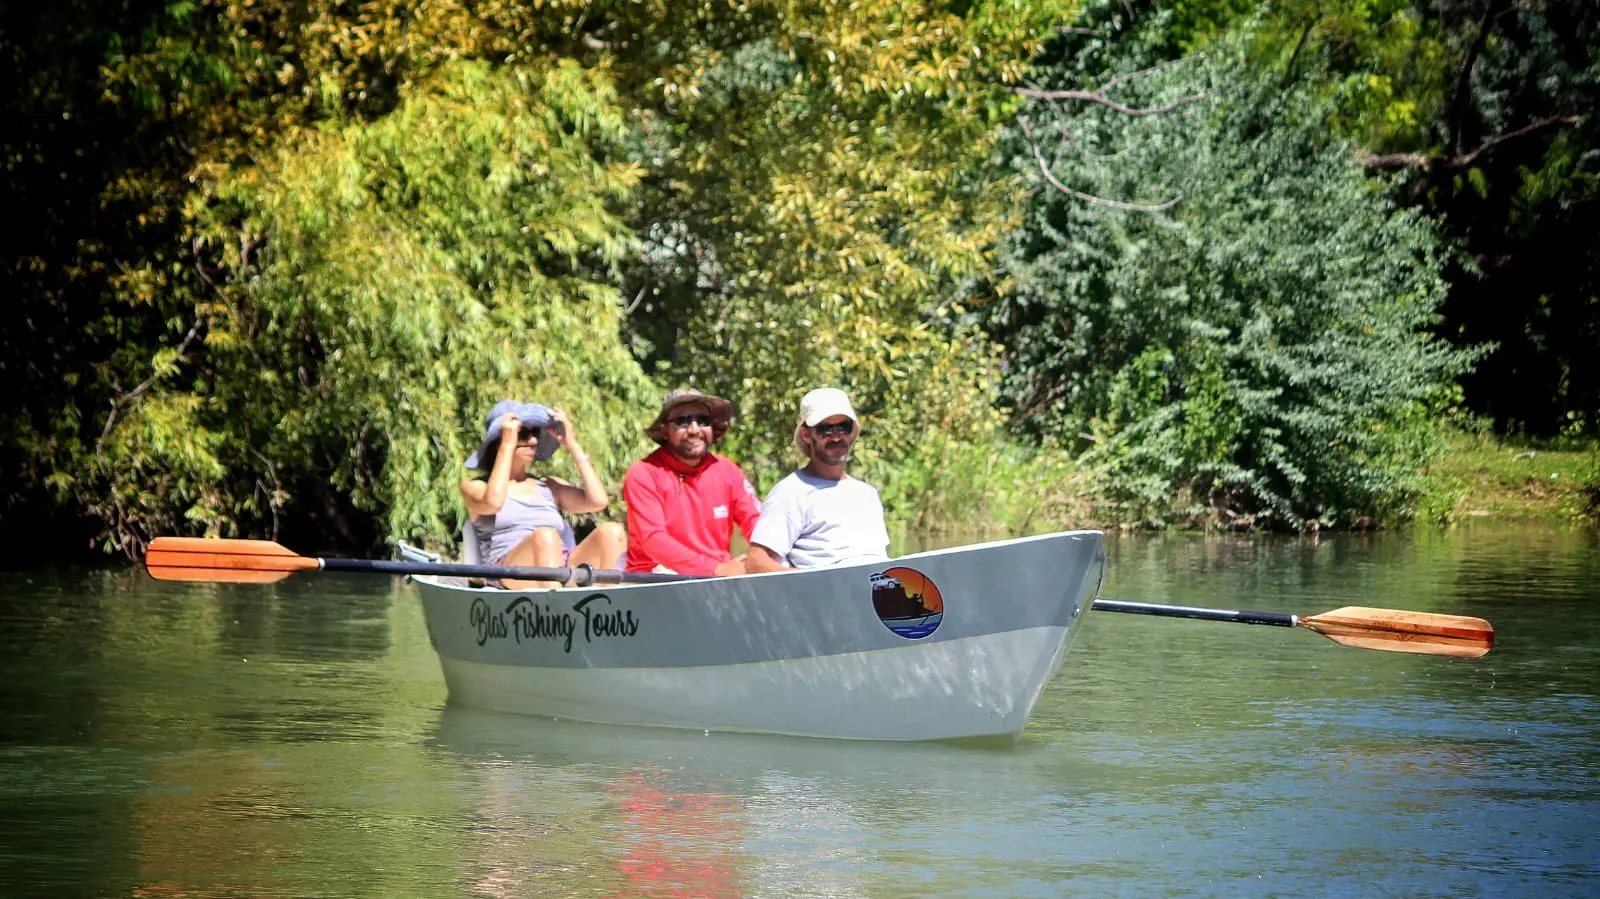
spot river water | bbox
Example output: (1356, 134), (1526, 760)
(1, 524), (1595, 897)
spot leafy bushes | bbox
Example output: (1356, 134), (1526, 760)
(1580, 453), (1600, 523)
(988, 34), (1480, 528)
(93, 61), (660, 549)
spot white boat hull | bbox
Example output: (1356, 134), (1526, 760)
(436, 627), (1071, 741)
(409, 530), (1104, 741)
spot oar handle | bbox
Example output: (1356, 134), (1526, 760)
(318, 558), (697, 585)
(1091, 599), (1297, 628)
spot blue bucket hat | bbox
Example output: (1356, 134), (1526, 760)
(464, 400), (560, 468)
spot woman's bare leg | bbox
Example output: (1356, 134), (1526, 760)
(499, 526), (566, 589)
(566, 521), (627, 581)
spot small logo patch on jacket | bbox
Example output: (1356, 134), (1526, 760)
(713, 505), (729, 519)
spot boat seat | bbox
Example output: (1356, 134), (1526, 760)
(460, 519), (483, 565)
(395, 540), (439, 563)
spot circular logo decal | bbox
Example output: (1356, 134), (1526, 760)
(870, 567), (944, 639)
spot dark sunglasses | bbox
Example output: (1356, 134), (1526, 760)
(672, 413), (714, 428)
(810, 420), (855, 438)
(517, 426), (542, 443)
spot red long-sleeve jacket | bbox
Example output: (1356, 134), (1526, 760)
(623, 447), (761, 575)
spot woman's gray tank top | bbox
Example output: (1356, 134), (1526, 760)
(473, 482), (576, 564)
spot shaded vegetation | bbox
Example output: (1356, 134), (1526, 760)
(2, 0), (1595, 557)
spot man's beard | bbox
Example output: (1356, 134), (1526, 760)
(671, 439), (707, 461)
(813, 443), (851, 466)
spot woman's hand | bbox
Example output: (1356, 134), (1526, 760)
(547, 408), (575, 449)
(545, 406), (604, 512)
(497, 412), (522, 442)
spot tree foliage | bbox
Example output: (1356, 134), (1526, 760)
(7, 0), (1588, 554)
(1121, 0), (1600, 436)
(85, 60), (659, 550)
(612, 1), (1070, 517)
(990, 24), (1479, 527)
(3, 1), (1075, 553)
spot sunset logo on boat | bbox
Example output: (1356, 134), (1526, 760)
(870, 567), (944, 639)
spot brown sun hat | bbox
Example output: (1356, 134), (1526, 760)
(645, 388), (735, 444)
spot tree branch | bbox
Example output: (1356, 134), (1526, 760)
(1281, 16), (1320, 84)
(1016, 116), (1183, 213)
(624, 282), (648, 314)
(1449, 0), (1509, 157)
(1356, 115), (1582, 171)
(1097, 54), (1206, 92)
(1011, 85), (1207, 116)
(1022, 81), (1130, 164)
(97, 318), (207, 460)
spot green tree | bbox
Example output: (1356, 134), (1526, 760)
(989, 27), (1479, 527)
(613, 2), (1073, 523)
(1106, 0), (1600, 436)
(87, 60), (658, 551)
(5, 1), (1081, 554)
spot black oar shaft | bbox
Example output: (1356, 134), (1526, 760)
(317, 558), (695, 585)
(1091, 599), (1297, 628)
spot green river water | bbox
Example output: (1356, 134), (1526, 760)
(1, 524), (1595, 897)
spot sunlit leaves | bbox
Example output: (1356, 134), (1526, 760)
(96, 60), (658, 548)
(624, 1), (1071, 517)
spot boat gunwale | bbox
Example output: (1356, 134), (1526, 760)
(405, 529), (1105, 595)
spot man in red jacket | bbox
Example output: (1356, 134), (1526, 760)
(623, 389), (761, 576)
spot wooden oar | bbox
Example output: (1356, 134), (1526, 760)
(144, 537), (695, 587)
(1091, 599), (1493, 658)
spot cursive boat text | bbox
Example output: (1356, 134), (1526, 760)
(470, 593), (640, 652)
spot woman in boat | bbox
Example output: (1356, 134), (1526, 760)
(459, 400), (626, 588)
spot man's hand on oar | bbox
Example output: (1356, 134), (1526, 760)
(1091, 599), (1493, 658)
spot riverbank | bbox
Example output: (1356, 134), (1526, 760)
(1423, 429), (1600, 526)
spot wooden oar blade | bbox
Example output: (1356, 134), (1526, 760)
(145, 537), (317, 583)
(146, 565), (294, 584)
(1299, 606), (1495, 658)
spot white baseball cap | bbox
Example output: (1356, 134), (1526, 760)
(793, 387), (858, 454)
(798, 387), (858, 426)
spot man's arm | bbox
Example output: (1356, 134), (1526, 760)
(623, 467), (724, 576)
(728, 465), (762, 541)
(745, 478), (800, 572)
(744, 543), (790, 573)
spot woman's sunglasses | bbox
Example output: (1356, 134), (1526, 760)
(672, 413), (714, 428)
(517, 426), (542, 443)
(810, 420), (855, 438)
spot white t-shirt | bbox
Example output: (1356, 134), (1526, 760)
(749, 470), (890, 568)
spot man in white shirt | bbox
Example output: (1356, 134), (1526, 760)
(746, 387), (890, 571)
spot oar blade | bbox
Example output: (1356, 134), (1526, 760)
(145, 537), (317, 583)
(1299, 606), (1494, 658)
(146, 565), (294, 584)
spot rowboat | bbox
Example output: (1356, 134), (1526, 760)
(399, 530), (1107, 741)
(143, 532), (1494, 742)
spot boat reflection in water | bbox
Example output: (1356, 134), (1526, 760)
(433, 707), (1058, 899)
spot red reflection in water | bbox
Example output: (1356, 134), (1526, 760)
(608, 768), (746, 899)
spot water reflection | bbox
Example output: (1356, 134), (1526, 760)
(606, 769), (746, 898)
(430, 707), (1089, 898)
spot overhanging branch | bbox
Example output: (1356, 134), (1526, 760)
(1357, 115), (1582, 172)
(1016, 116), (1182, 213)
(1011, 85), (1207, 116)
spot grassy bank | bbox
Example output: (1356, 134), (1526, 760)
(1422, 429), (1600, 526)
